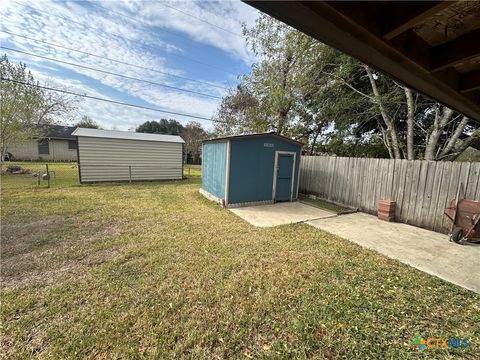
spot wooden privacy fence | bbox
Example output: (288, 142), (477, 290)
(299, 156), (480, 233)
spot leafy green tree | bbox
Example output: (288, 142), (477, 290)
(242, 15), (313, 135)
(215, 16), (480, 160)
(180, 121), (208, 164)
(75, 115), (101, 129)
(136, 119), (184, 135)
(213, 85), (267, 135)
(0, 54), (77, 162)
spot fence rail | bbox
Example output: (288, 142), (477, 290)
(1, 162), (201, 190)
(300, 156), (480, 233)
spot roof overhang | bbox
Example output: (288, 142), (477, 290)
(203, 132), (304, 146)
(244, 1), (480, 122)
(72, 127), (185, 143)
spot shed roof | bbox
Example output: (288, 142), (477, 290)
(245, 1), (480, 122)
(72, 128), (184, 143)
(203, 132), (303, 146)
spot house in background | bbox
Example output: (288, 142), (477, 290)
(6, 125), (78, 161)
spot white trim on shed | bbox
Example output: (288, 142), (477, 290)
(72, 128), (184, 143)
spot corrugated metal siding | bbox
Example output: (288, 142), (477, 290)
(228, 137), (301, 204)
(78, 136), (182, 182)
(202, 141), (227, 200)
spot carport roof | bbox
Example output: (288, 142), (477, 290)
(72, 128), (185, 143)
(244, 1), (480, 122)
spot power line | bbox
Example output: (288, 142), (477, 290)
(11, 0), (238, 76)
(1, 30), (228, 91)
(156, 2), (244, 38)
(90, 2), (192, 43)
(0, 77), (223, 123)
(2, 46), (222, 99)
(87, 1), (241, 85)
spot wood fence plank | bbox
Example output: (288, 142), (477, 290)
(426, 162), (444, 231)
(405, 161), (421, 224)
(338, 157), (348, 203)
(473, 163), (480, 201)
(360, 158), (369, 211)
(465, 162), (480, 200)
(341, 158), (352, 204)
(352, 158), (360, 208)
(434, 162), (453, 232)
(299, 156), (479, 233)
(413, 161), (428, 224)
(399, 161), (413, 222)
(371, 158), (381, 212)
(440, 162), (462, 232)
(419, 161), (437, 228)
(394, 160), (406, 220)
(311, 156), (317, 195)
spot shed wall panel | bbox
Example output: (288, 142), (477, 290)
(228, 137), (301, 205)
(78, 136), (182, 182)
(201, 141), (227, 200)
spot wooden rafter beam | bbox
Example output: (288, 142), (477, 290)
(243, 0), (480, 122)
(431, 29), (480, 71)
(382, 1), (452, 40)
(460, 69), (480, 93)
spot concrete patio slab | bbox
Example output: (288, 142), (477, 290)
(307, 212), (480, 293)
(230, 202), (336, 227)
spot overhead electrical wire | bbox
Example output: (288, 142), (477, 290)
(1, 31), (228, 91)
(156, 2), (244, 38)
(0, 77), (223, 123)
(88, 1), (242, 83)
(2, 46), (222, 99)
(12, 0), (238, 76)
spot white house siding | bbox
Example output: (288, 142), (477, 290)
(77, 136), (183, 182)
(7, 139), (77, 161)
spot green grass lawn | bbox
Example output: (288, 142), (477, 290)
(1, 169), (479, 358)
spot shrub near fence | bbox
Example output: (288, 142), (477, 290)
(300, 156), (480, 233)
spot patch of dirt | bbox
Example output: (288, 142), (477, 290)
(2, 216), (74, 257)
(1, 216), (124, 289)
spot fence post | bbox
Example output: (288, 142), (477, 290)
(46, 164), (50, 188)
(129, 165), (132, 183)
(188, 167), (191, 177)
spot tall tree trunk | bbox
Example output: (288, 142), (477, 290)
(439, 116), (469, 158)
(404, 87), (415, 160)
(277, 111), (288, 135)
(424, 107), (454, 160)
(364, 66), (401, 159)
(310, 129), (320, 155)
(441, 127), (480, 161)
(380, 126), (394, 159)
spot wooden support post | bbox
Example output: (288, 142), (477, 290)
(129, 165), (132, 183)
(46, 164), (50, 188)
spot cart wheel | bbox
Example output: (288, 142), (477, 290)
(451, 227), (463, 243)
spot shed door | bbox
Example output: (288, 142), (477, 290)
(275, 153), (294, 202)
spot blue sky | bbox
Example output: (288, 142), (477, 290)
(0, 0), (259, 130)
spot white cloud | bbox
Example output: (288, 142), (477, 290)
(1, 0), (259, 130)
(101, 0), (259, 65)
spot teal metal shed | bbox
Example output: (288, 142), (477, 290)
(201, 133), (303, 208)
